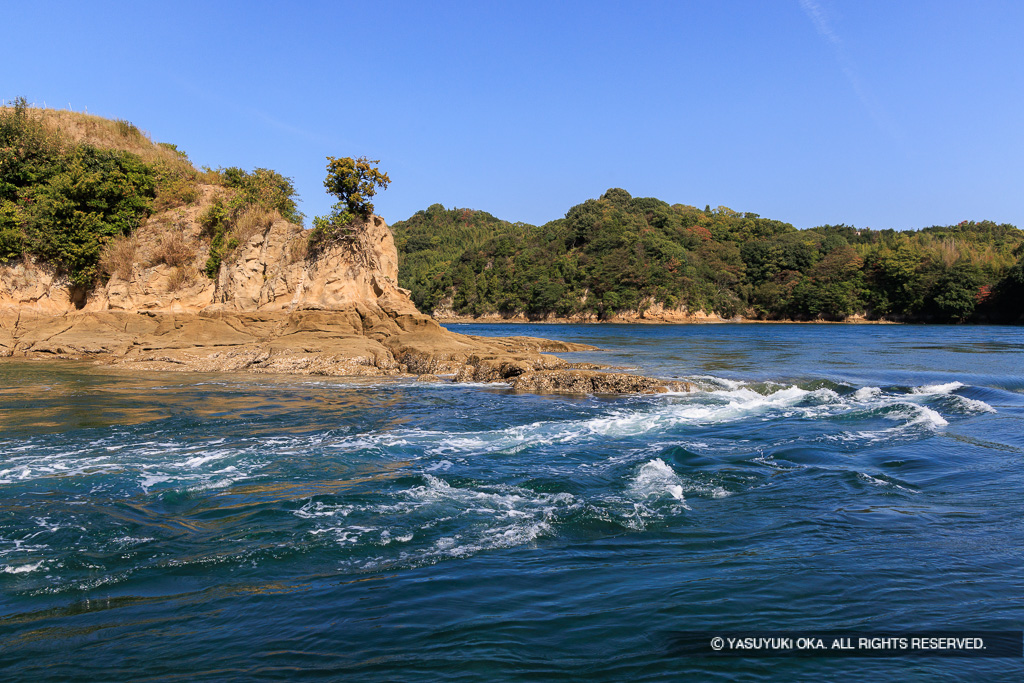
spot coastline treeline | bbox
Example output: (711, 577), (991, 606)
(393, 189), (1024, 323)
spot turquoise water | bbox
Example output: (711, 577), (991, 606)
(1, 323), (1022, 680)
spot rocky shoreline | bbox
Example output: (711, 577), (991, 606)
(434, 312), (895, 325)
(0, 307), (691, 394)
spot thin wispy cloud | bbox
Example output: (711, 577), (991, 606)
(168, 74), (338, 147)
(798, 0), (901, 142)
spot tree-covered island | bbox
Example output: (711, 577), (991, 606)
(393, 189), (1024, 323)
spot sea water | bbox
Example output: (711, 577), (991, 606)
(0, 323), (1022, 680)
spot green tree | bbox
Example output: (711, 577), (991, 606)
(322, 156), (390, 221)
(21, 145), (155, 285)
(307, 157), (391, 256)
(929, 263), (983, 322)
(387, 185), (1023, 323)
(867, 243), (925, 317)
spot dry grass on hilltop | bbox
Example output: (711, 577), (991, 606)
(25, 108), (186, 166)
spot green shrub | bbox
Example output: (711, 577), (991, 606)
(200, 199), (230, 278)
(199, 197), (280, 278)
(0, 98), (64, 203)
(1, 102), (157, 284)
(0, 227), (23, 262)
(0, 100), (308, 288)
(322, 156), (390, 220)
(305, 157), (390, 259)
(157, 142), (189, 160)
(19, 145), (155, 285)
(0, 201), (25, 261)
(219, 166), (303, 224)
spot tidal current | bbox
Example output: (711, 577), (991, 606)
(1, 323), (1022, 680)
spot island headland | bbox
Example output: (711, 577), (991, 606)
(0, 104), (688, 394)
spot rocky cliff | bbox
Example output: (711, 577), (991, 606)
(1, 184), (417, 319)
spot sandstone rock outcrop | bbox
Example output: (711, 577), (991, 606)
(0, 258), (86, 314)
(1, 185), (417, 319)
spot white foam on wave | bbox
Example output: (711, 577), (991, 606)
(31, 516), (85, 534)
(2, 561), (44, 574)
(473, 386), (833, 450)
(138, 474), (172, 492)
(304, 475), (583, 569)
(318, 386), (804, 459)
(379, 529), (414, 545)
(912, 381), (964, 395)
(904, 404), (949, 428)
(857, 472), (917, 493)
(587, 457), (723, 530)
(628, 458), (692, 507)
(181, 451), (233, 468)
(688, 375), (745, 391)
(1, 375), (993, 507)
(854, 387), (882, 401)
(0, 454), (119, 485)
(406, 474), (576, 518)
(108, 536), (155, 548)
(183, 466), (246, 492)
(833, 380), (1002, 444)
(950, 395), (997, 414)
(310, 526), (375, 544)
(294, 500), (354, 519)
(0, 538), (49, 558)
(832, 401), (949, 444)
(0, 424), (321, 501)
(314, 380), (985, 461)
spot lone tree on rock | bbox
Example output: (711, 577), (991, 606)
(308, 156), (390, 255)
(323, 156), (390, 222)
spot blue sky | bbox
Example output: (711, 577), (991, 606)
(4, 0), (1022, 230)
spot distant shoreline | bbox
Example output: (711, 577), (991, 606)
(435, 316), (902, 325)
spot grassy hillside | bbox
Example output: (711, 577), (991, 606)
(0, 99), (301, 287)
(394, 189), (1024, 323)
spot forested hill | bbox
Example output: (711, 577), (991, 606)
(391, 189), (1024, 323)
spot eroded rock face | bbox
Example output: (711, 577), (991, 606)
(0, 258), (81, 315)
(288, 217), (416, 315)
(0, 309), (574, 378)
(0, 308), (691, 394)
(212, 218), (305, 311)
(97, 263), (216, 313)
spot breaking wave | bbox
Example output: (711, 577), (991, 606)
(0, 378), (993, 494)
